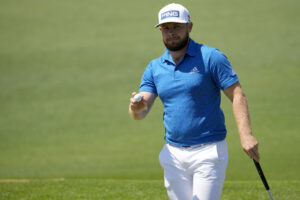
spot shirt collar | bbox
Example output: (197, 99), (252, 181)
(162, 38), (197, 64)
(186, 38), (197, 57)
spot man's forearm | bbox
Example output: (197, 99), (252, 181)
(232, 92), (253, 137)
(224, 82), (259, 161)
(232, 90), (260, 161)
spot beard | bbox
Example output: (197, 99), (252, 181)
(163, 32), (190, 51)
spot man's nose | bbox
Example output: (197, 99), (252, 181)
(167, 28), (177, 36)
(168, 27), (175, 33)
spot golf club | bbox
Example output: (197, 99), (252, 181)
(253, 159), (274, 200)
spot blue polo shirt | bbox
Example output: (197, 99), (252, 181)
(139, 39), (239, 146)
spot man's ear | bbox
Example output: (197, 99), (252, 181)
(188, 22), (193, 33)
(158, 26), (162, 32)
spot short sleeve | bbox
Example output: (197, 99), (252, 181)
(209, 49), (239, 90)
(139, 63), (157, 94)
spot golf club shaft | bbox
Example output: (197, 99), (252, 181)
(253, 160), (274, 200)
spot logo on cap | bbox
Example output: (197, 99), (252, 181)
(161, 10), (179, 20)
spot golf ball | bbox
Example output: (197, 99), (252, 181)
(134, 94), (142, 102)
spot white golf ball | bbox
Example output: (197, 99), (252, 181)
(134, 94), (142, 102)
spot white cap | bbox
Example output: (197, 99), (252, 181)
(155, 3), (191, 28)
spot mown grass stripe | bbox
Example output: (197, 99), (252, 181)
(0, 178), (298, 183)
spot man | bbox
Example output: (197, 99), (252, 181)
(129, 3), (259, 200)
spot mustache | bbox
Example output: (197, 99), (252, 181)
(166, 37), (180, 41)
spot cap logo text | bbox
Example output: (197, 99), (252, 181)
(161, 10), (179, 20)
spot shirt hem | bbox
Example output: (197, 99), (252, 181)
(165, 133), (226, 147)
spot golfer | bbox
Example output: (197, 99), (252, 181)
(129, 3), (259, 200)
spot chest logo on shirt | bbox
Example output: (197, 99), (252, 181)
(231, 69), (236, 76)
(189, 66), (200, 74)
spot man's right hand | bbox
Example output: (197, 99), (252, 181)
(128, 91), (157, 120)
(129, 92), (147, 114)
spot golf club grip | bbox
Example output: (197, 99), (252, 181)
(253, 160), (270, 190)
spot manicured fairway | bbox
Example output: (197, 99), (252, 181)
(0, 179), (299, 200)
(0, 0), (299, 199)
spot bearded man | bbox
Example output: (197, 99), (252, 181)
(129, 3), (259, 200)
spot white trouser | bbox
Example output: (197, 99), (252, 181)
(159, 140), (228, 200)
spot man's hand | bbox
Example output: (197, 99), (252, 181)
(129, 92), (147, 115)
(129, 91), (157, 120)
(240, 134), (260, 162)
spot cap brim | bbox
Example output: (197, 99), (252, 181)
(154, 20), (189, 28)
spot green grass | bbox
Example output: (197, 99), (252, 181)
(0, 0), (299, 199)
(0, 179), (299, 200)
